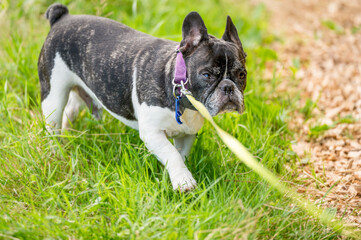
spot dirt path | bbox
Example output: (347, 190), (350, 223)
(257, 0), (361, 227)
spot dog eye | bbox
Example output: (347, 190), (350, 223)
(202, 73), (211, 79)
(239, 71), (247, 79)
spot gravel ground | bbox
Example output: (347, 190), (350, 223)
(258, 0), (361, 227)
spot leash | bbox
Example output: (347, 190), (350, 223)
(171, 49), (359, 237)
(185, 94), (359, 239)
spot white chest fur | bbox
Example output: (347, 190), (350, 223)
(166, 108), (204, 138)
(131, 67), (204, 138)
(138, 105), (204, 138)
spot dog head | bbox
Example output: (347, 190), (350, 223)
(180, 12), (247, 116)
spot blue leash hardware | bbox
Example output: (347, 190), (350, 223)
(175, 96), (183, 124)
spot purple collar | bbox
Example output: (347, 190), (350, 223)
(173, 47), (188, 90)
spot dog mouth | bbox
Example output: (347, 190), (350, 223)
(218, 100), (243, 114)
(203, 89), (244, 116)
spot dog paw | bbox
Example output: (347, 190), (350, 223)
(170, 169), (197, 192)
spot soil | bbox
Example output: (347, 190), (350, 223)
(257, 0), (361, 227)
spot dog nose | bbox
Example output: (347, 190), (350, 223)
(222, 85), (234, 95)
(219, 80), (235, 95)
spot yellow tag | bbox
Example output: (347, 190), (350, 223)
(186, 94), (359, 238)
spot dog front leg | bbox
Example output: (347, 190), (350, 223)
(139, 129), (197, 192)
(174, 134), (196, 161)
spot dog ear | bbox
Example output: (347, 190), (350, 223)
(222, 16), (245, 53)
(180, 12), (208, 54)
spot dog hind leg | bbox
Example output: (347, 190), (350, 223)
(61, 89), (85, 130)
(41, 54), (73, 134)
(76, 86), (102, 121)
(61, 86), (103, 130)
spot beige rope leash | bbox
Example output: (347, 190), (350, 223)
(186, 94), (360, 239)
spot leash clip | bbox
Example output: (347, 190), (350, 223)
(173, 79), (191, 125)
(172, 77), (189, 98)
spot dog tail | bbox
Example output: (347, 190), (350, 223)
(45, 3), (69, 27)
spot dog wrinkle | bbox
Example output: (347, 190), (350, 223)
(223, 53), (228, 79)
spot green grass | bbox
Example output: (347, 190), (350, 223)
(0, 0), (344, 239)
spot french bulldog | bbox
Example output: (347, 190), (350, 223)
(38, 3), (247, 192)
